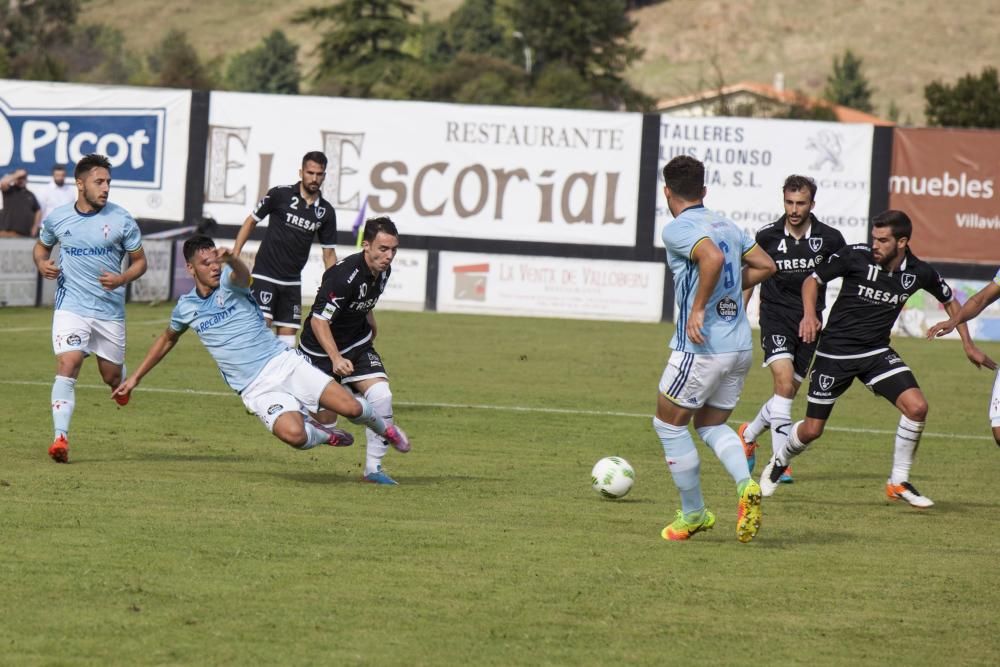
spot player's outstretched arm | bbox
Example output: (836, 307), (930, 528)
(231, 215), (257, 258)
(939, 298), (998, 371)
(322, 247), (337, 270)
(216, 247), (251, 288)
(799, 276), (822, 343)
(112, 328), (183, 399)
(927, 281), (1000, 339)
(741, 245), (777, 290)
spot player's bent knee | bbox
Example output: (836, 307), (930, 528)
(273, 413), (307, 447)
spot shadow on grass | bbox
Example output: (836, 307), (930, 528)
(267, 472), (500, 486)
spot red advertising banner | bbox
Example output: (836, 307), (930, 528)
(889, 127), (1000, 264)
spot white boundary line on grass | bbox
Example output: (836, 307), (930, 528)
(2, 379), (992, 442)
(1, 319), (169, 333)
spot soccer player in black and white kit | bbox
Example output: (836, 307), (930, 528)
(299, 216), (409, 484)
(738, 176), (846, 483)
(233, 151), (338, 348)
(759, 210), (992, 507)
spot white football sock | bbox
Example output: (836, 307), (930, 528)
(890, 416), (925, 484)
(744, 397), (773, 443)
(653, 417), (704, 515)
(768, 395), (794, 459)
(363, 383), (393, 475)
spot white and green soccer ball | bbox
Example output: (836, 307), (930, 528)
(591, 456), (635, 499)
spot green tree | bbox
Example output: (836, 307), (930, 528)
(226, 30), (301, 94)
(504, 0), (651, 110)
(823, 49), (874, 112)
(55, 24), (144, 85)
(147, 29), (215, 89)
(448, 0), (507, 60)
(0, 0), (80, 80)
(925, 67), (1000, 129)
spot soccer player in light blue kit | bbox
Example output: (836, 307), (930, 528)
(113, 235), (410, 455)
(655, 156), (776, 542)
(33, 154), (147, 463)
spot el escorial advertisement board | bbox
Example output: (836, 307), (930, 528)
(889, 127), (999, 264)
(205, 92), (643, 246)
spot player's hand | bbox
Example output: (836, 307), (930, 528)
(112, 376), (138, 399)
(38, 259), (61, 280)
(332, 355), (354, 376)
(215, 247), (235, 263)
(964, 344), (998, 371)
(799, 314), (821, 343)
(926, 319), (956, 339)
(99, 270), (124, 290)
(686, 308), (706, 345)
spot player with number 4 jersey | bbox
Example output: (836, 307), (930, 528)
(738, 176), (846, 483)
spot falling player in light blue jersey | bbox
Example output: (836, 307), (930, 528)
(654, 155), (776, 543)
(113, 235), (411, 455)
(33, 154), (147, 464)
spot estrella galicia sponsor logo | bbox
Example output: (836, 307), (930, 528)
(901, 273), (916, 290)
(66, 333), (82, 346)
(818, 374), (835, 391)
(267, 403), (283, 415)
(716, 295), (738, 322)
(0, 96), (164, 188)
(808, 237), (823, 252)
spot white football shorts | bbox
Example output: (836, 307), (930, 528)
(658, 349), (753, 410)
(52, 309), (126, 365)
(240, 349), (334, 432)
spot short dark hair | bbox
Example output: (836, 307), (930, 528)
(363, 216), (399, 244)
(74, 154), (111, 180)
(782, 174), (817, 200)
(52, 164), (67, 173)
(183, 234), (216, 262)
(872, 210), (912, 241)
(302, 151), (327, 169)
(662, 156), (705, 201)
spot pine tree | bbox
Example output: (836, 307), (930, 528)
(226, 30), (301, 95)
(823, 49), (874, 113)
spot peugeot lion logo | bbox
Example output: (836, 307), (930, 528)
(806, 130), (845, 172)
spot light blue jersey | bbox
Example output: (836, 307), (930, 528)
(169, 265), (289, 393)
(39, 202), (143, 321)
(663, 205), (756, 354)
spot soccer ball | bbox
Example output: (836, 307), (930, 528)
(591, 456), (635, 499)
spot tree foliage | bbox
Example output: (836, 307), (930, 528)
(823, 49), (874, 112)
(147, 29), (215, 90)
(925, 67), (1000, 129)
(505, 0), (652, 110)
(226, 30), (301, 94)
(0, 0), (80, 80)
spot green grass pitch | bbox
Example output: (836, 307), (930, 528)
(1, 305), (998, 665)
